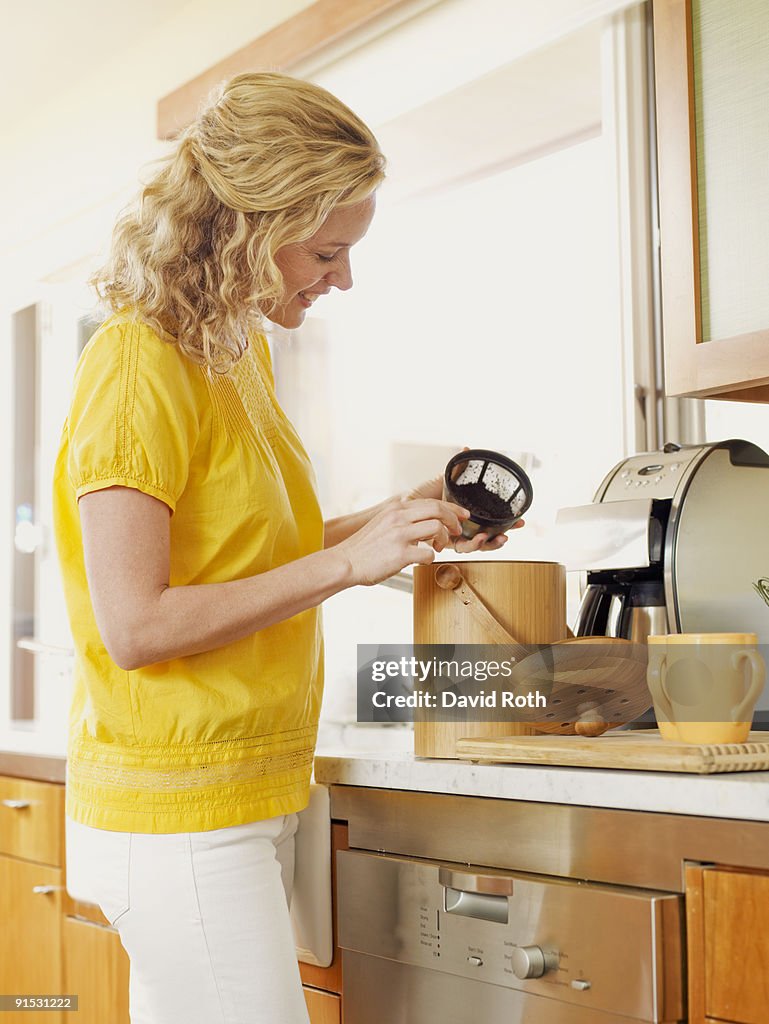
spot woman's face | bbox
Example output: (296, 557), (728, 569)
(270, 195), (376, 328)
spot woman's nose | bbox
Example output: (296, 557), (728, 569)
(326, 253), (353, 291)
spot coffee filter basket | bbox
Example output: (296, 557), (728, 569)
(444, 450), (533, 539)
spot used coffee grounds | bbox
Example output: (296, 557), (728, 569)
(450, 481), (513, 520)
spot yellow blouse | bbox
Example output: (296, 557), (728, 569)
(53, 317), (324, 833)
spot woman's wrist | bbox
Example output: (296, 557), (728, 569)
(313, 544), (357, 592)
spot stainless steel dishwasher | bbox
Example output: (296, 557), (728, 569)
(338, 850), (682, 1023)
(334, 787), (691, 1024)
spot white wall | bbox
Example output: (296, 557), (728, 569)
(1, 0), (639, 294)
(1, 0), (315, 297)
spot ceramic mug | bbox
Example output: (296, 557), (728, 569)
(646, 638), (680, 742)
(647, 633), (765, 744)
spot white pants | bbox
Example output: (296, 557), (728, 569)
(65, 815), (311, 1024)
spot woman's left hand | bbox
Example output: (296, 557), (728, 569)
(404, 473), (525, 554)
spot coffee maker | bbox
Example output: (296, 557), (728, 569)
(556, 440), (769, 693)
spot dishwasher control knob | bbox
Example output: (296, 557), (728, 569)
(510, 945), (556, 980)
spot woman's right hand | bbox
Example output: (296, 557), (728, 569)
(336, 498), (471, 586)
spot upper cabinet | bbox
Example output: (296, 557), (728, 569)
(653, 0), (769, 401)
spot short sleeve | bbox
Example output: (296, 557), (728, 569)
(66, 320), (201, 512)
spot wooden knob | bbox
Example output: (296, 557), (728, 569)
(574, 702), (610, 738)
(434, 564), (463, 591)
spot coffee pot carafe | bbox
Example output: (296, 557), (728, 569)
(574, 578), (667, 643)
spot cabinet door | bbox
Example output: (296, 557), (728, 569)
(686, 864), (769, 1023)
(0, 776), (64, 865)
(62, 916), (130, 1024)
(653, 0), (769, 400)
(0, 854), (63, 1023)
(303, 986), (341, 1024)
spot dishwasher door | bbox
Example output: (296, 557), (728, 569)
(337, 850), (684, 1024)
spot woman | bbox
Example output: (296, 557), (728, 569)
(53, 72), (510, 1024)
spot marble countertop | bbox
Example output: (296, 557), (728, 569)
(0, 729), (67, 781)
(6, 721), (769, 823)
(313, 747), (769, 823)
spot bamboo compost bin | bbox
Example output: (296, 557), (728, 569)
(413, 560), (567, 758)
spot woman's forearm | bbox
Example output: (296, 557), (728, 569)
(121, 546), (353, 670)
(81, 486), (465, 671)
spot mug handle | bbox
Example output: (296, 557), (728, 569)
(648, 656), (675, 721)
(731, 650), (766, 722)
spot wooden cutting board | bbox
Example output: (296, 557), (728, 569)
(455, 730), (769, 774)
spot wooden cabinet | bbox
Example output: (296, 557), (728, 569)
(686, 864), (769, 1023)
(0, 856), (65, 1023)
(303, 985), (341, 1024)
(653, 0), (769, 401)
(0, 776), (65, 1024)
(0, 775), (64, 864)
(1, 770), (347, 1023)
(0, 773), (128, 1023)
(62, 916), (130, 1024)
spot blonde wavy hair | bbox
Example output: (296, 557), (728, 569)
(91, 72), (386, 373)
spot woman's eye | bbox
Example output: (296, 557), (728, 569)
(316, 253), (336, 263)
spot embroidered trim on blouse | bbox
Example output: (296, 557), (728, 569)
(68, 746), (314, 793)
(229, 345), (278, 442)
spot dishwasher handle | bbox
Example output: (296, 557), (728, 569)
(439, 866), (511, 925)
(438, 866), (514, 897)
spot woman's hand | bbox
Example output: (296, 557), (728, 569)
(404, 463), (525, 554)
(455, 525), (523, 554)
(335, 498), (471, 586)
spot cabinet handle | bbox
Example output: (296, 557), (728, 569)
(16, 637), (74, 659)
(1, 799), (31, 809)
(32, 885), (65, 895)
